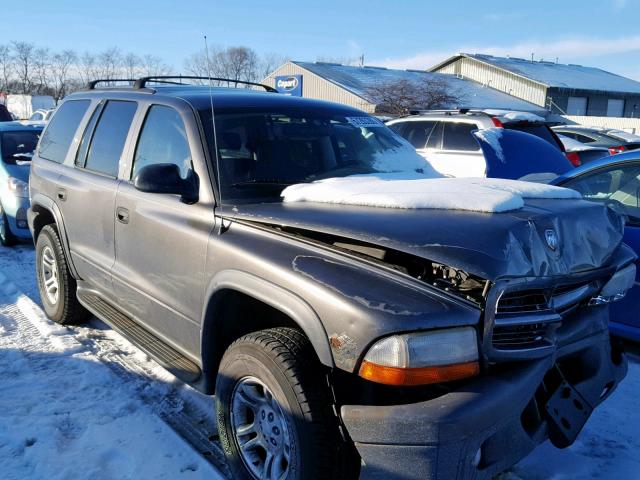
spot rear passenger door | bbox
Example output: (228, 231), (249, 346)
(111, 103), (212, 356)
(426, 121), (486, 177)
(55, 100), (138, 293)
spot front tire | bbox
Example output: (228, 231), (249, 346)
(0, 203), (16, 247)
(216, 328), (357, 480)
(35, 224), (88, 325)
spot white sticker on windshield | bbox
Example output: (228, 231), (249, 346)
(345, 116), (385, 128)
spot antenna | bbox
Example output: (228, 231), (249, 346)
(204, 35), (223, 204)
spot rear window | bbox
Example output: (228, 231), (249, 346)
(1, 130), (42, 164)
(83, 101), (137, 177)
(442, 122), (480, 151)
(504, 124), (562, 151)
(38, 100), (90, 163)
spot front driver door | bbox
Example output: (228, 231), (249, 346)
(111, 102), (214, 356)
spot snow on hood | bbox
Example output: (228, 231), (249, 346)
(281, 174), (581, 213)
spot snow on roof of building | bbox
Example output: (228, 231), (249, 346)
(457, 53), (640, 94)
(291, 61), (546, 113)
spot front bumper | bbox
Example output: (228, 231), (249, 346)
(1, 194), (31, 239)
(341, 328), (627, 480)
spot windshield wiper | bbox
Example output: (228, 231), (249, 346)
(231, 180), (298, 188)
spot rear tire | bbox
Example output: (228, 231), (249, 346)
(216, 327), (358, 480)
(0, 203), (16, 247)
(35, 224), (88, 325)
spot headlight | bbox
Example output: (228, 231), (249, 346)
(358, 327), (480, 386)
(590, 264), (636, 305)
(8, 177), (29, 198)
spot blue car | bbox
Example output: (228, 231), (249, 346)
(0, 122), (43, 246)
(474, 129), (639, 341)
(551, 152), (640, 341)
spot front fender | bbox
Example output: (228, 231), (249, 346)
(200, 269), (334, 390)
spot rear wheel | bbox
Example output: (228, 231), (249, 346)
(0, 203), (16, 247)
(216, 328), (357, 480)
(35, 224), (88, 324)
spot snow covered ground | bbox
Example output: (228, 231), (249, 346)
(0, 243), (639, 479)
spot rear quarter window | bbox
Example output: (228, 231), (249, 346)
(442, 122), (480, 151)
(38, 100), (91, 163)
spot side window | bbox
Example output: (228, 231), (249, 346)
(38, 100), (90, 163)
(84, 101), (137, 177)
(132, 105), (192, 180)
(442, 122), (480, 151)
(563, 163), (640, 225)
(402, 121), (438, 149)
(75, 103), (103, 167)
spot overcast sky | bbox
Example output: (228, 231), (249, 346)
(8, 0), (640, 79)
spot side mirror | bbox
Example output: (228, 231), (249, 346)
(133, 163), (198, 203)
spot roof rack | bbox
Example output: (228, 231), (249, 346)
(85, 76), (278, 93)
(133, 76), (277, 92)
(86, 79), (137, 89)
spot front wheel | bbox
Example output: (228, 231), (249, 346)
(216, 328), (357, 480)
(35, 224), (88, 325)
(0, 203), (16, 247)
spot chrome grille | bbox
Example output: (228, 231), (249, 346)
(492, 323), (549, 349)
(492, 280), (599, 352)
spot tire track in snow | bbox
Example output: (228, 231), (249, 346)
(0, 247), (231, 478)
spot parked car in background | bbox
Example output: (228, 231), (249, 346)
(29, 108), (55, 123)
(557, 134), (611, 165)
(550, 152), (640, 342)
(552, 125), (640, 154)
(27, 78), (633, 480)
(387, 109), (569, 177)
(0, 122), (43, 245)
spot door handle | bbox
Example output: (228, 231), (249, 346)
(57, 188), (67, 201)
(116, 207), (129, 224)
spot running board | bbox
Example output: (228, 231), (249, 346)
(77, 291), (202, 384)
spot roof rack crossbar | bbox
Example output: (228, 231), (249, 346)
(86, 79), (137, 90)
(133, 76), (277, 92)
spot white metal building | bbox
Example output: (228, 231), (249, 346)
(263, 61), (545, 114)
(431, 53), (640, 118)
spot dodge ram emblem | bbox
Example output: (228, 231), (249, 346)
(545, 229), (559, 251)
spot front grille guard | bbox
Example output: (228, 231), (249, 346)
(481, 270), (612, 363)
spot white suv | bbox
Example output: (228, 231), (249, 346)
(387, 110), (567, 177)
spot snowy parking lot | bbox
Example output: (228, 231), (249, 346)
(1, 243), (639, 480)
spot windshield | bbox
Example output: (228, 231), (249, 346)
(1, 130), (42, 164)
(200, 107), (430, 202)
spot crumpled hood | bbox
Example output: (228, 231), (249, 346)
(3, 162), (30, 183)
(224, 198), (624, 280)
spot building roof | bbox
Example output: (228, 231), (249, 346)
(290, 61), (546, 113)
(434, 53), (640, 94)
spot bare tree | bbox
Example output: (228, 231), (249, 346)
(0, 44), (12, 92)
(140, 54), (172, 77)
(96, 47), (123, 80)
(366, 77), (461, 115)
(184, 46), (262, 85)
(259, 52), (288, 80)
(122, 52), (141, 79)
(32, 47), (51, 94)
(51, 49), (77, 101)
(12, 41), (35, 94)
(77, 51), (99, 86)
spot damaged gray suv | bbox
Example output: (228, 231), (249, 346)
(29, 77), (634, 480)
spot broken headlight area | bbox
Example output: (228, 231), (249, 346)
(277, 226), (490, 305)
(589, 263), (636, 305)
